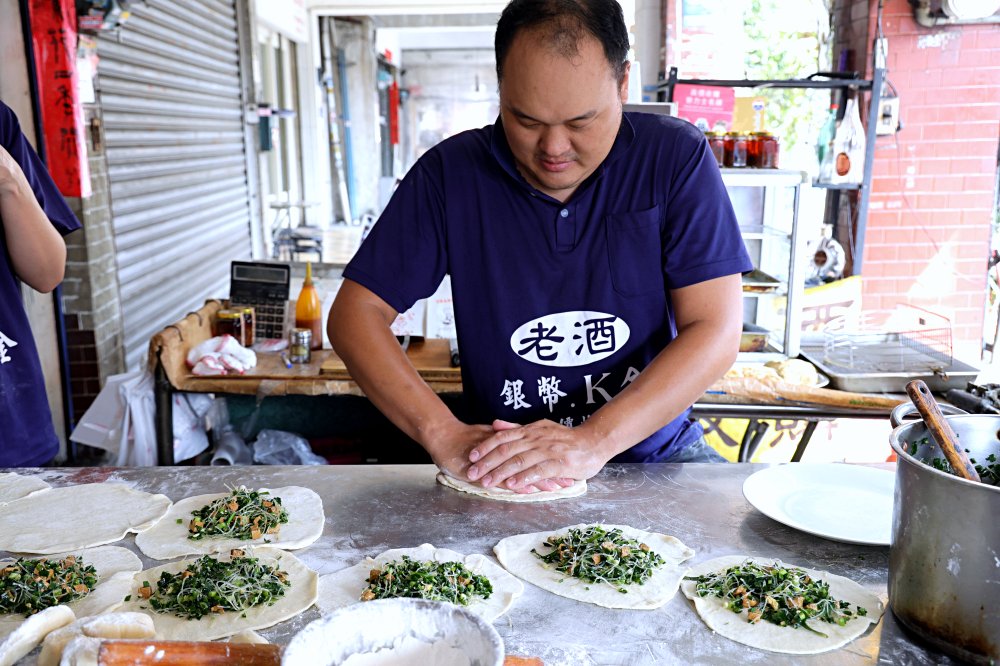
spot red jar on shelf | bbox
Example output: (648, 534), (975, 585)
(748, 132), (779, 168)
(723, 132), (748, 167)
(705, 131), (725, 167)
(757, 132), (780, 168)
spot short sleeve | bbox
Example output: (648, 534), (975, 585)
(1, 102), (81, 236)
(342, 152), (448, 314)
(660, 126), (751, 289)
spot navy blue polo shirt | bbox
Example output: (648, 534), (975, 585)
(0, 101), (81, 466)
(345, 112), (751, 461)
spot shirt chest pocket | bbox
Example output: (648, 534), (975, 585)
(605, 206), (663, 297)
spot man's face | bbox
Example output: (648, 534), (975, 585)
(499, 29), (629, 203)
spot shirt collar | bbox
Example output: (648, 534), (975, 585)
(489, 112), (636, 202)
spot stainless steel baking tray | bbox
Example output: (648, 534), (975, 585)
(742, 268), (781, 293)
(800, 346), (978, 393)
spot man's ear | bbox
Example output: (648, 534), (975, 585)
(619, 60), (632, 104)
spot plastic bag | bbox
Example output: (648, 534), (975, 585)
(70, 369), (211, 465)
(252, 429), (327, 465)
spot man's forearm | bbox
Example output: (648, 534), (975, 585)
(578, 275), (743, 460)
(579, 318), (738, 459)
(328, 283), (460, 454)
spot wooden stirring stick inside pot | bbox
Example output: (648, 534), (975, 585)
(905, 379), (981, 483)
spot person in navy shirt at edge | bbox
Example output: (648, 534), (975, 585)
(0, 101), (81, 466)
(329, 0), (752, 494)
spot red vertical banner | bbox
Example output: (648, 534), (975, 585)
(28, 0), (91, 197)
(388, 81), (400, 146)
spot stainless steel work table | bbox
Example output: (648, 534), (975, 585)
(8, 464), (957, 665)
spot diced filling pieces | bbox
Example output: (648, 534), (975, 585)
(139, 550), (290, 620)
(361, 556), (493, 606)
(187, 487), (289, 541)
(686, 560), (868, 636)
(531, 525), (665, 593)
(0, 555), (97, 617)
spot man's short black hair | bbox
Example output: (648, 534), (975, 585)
(495, 0), (630, 87)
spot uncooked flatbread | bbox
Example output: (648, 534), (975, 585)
(680, 555), (884, 654)
(0, 605), (75, 666)
(38, 612), (155, 666)
(0, 546), (142, 643)
(0, 483), (171, 554)
(494, 523), (694, 609)
(0, 472), (50, 505)
(436, 472), (586, 503)
(116, 546), (318, 641)
(135, 486), (325, 560)
(316, 544), (523, 623)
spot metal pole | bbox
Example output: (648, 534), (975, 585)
(852, 66), (884, 275)
(154, 352), (176, 465)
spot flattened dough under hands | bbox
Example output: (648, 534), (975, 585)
(316, 544), (523, 623)
(116, 546), (318, 641)
(494, 523), (694, 609)
(436, 472), (586, 502)
(0, 546), (142, 642)
(680, 555), (884, 655)
(135, 486), (325, 560)
(0, 484), (171, 554)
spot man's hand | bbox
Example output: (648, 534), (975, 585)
(465, 419), (605, 491)
(428, 422), (499, 480)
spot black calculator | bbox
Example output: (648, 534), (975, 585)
(229, 261), (290, 341)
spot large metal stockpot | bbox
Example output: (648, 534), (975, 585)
(888, 404), (1000, 664)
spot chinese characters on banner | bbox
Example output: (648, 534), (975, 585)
(29, 0), (91, 197)
(673, 83), (735, 133)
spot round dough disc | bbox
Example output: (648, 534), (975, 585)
(494, 523), (694, 609)
(0, 546), (143, 642)
(0, 472), (50, 505)
(680, 555), (884, 654)
(135, 486), (325, 560)
(115, 546), (318, 641)
(316, 543), (523, 623)
(0, 484), (171, 554)
(436, 472), (586, 502)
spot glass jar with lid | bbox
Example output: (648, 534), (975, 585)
(755, 132), (779, 168)
(241, 307), (256, 346)
(723, 132), (748, 168)
(705, 131), (725, 167)
(214, 308), (244, 344)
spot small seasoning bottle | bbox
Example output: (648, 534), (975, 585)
(289, 328), (312, 363)
(241, 306), (256, 347)
(214, 308), (244, 344)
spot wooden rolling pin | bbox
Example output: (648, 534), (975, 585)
(99, 641), (281, 665)
(97, 640), (543, 665)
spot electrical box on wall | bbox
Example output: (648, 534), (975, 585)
(876, 97), (901, 135)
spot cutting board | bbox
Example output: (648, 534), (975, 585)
(320, 338), (461, 383)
